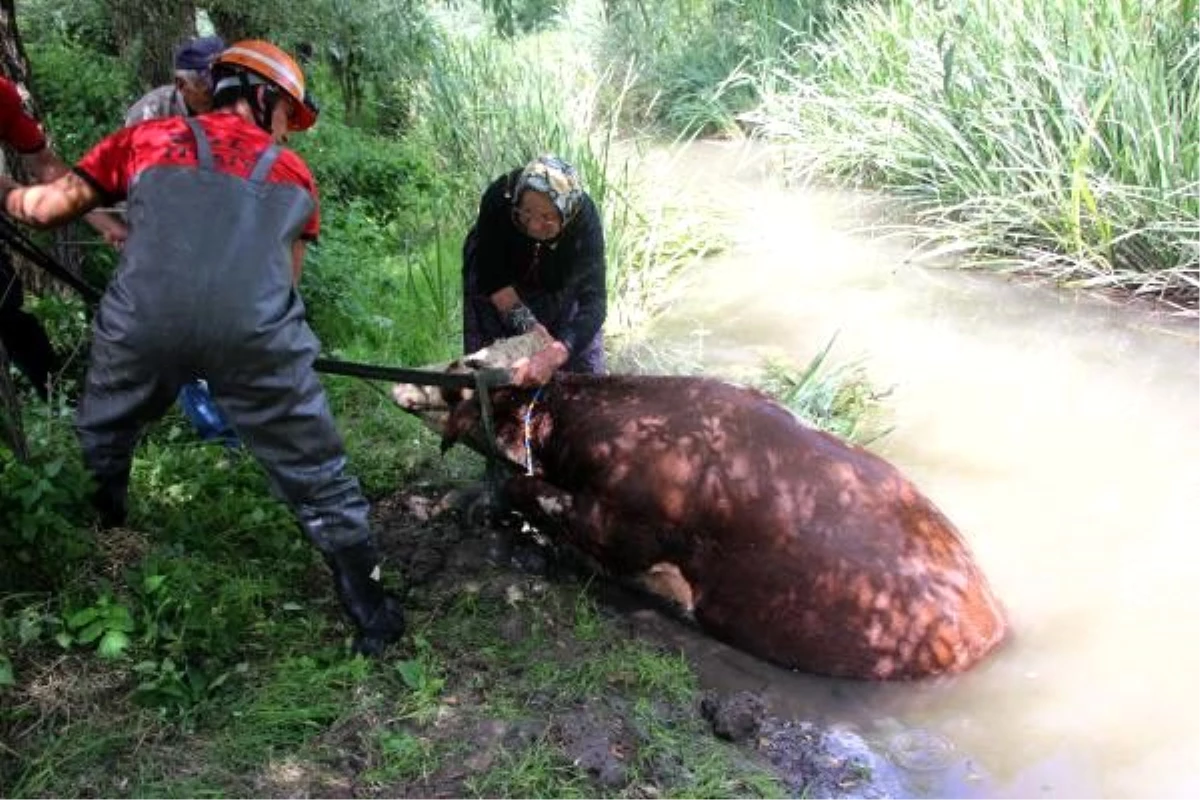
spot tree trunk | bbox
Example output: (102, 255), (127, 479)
(107, 0), (197, 90)
(0, 0), (92, 297)
(0, 0), (32, 89)
(0, 344), (28, 461)
(0, 0), (45, 152)
(0, 0), (32, 457)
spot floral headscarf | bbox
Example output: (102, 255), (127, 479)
(513, 154), (583, 224)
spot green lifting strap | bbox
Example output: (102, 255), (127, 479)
(0, 215), (517, 394)
(474, 367), (511, 504)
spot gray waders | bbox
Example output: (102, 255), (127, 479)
(76, 117), (403, 654)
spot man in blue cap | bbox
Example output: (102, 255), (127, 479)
(125, 36), (226, 126)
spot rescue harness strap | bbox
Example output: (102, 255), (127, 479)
(312, 358), (512, 390)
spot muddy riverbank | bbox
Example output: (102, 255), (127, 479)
(357, 484), (910, 798)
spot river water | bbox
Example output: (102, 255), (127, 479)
(620, 140), (1200, 799)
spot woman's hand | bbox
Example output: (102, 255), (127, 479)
(512, 340), (570, 387)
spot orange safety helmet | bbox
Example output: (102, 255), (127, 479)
(212, 40), (317, 131)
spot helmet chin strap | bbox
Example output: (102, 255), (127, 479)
(258, 86), (283, 133)
(236, 72), (280, 134)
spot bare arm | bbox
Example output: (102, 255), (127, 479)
(2, 171), (101, 228)
(23, 146), (70, 183)
(492, 283), (569, 385)
(487, 288), (569, 385)
(22, 148), (127, 244)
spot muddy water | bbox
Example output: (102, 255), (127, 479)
(621, 140), (1200, 799)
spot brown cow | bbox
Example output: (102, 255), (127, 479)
(392, 338), (1008, 680)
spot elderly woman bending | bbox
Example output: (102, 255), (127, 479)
(461, 154), (607, 387)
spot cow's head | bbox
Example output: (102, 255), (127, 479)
(390, 330), (552, 444)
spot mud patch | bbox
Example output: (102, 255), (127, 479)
(366, 485), (905, 798)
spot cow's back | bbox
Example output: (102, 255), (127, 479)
(541, 375), (1008, 679)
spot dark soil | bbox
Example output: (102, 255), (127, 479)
(362, 482), (906, 798)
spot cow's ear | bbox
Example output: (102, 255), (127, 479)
(441, 399), (481, 453)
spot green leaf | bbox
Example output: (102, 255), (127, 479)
(395, 659), (425, 690)
(207, 670), (232, 693)
(107, 605), (137, 632)
(143, 574), (167, 594)
(97, 630), (130, 660)
(77, 620), (106, 644)
(18, 613), (44, 644)
(0, 657), (14, 687)
(67, 607), (99, 629)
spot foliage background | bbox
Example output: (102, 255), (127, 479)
(1, 0), (1195, 794)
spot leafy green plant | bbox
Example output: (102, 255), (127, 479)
(572, 587), (604, 641)
(124, 550), (291, 666)
(464, 736), (593, 799)
(0, 595), (60, 688)
(57, 592), (136, 659)
(394, 633), (446, 723)
(25, 293), (96, 400)
(130, 656), (238, 715)
(213, 655), (373, 771)
(629, 697), (786, 798)
(481, 0), (566, 38)
(0, 420), (94, 591)
(295, 118), (437, 216)
(129, 441), (298, 558)
(17, 0), (121, 55)
(597, 0), (846, 136)
(364, 730), (439, 783)
(26, 36), (138, 161)
(279, 0), (437, 125)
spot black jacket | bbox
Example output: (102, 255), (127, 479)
(469, 168), (606, 355)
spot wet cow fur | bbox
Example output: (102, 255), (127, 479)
(395, 367), (1008, 681)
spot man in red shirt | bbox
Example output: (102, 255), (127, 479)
(124, 35), (240, 447)
(0, 76), (125, 399)
(0, 41), (405, 657)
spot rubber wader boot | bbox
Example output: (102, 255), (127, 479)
(91, 472), (130, 529)
(324, 540), (406, 657)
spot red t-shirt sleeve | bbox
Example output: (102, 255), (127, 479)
(74, 116), (319, 238)
(273, 151), (320, 241)
(74, 127), (135, 203)
(0, 78), (47, 154)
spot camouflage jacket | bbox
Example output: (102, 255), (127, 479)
(124, 85), (190, 127)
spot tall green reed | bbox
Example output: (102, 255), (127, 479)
(415, 25), (726, 347)
(752, 0), (1199, 308)
(596, 0), (848, 137)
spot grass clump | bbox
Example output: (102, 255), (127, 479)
(755, 334), (892, 447)
(464, 737), (597, 798)
(751, 0), (1199, 307)
(595, 0), (849, 138)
